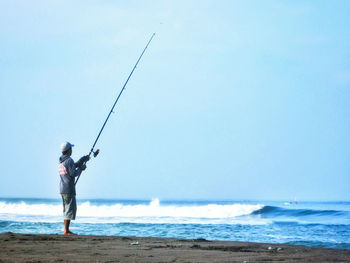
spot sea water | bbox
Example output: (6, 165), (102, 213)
(0, 198), (349, 249)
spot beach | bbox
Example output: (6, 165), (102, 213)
(1, 233), (349, 263)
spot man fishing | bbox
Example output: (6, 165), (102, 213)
(56, 34), (154, 235)
(58, 142), (90, 235)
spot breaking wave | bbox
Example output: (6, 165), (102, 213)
(252, 205), (350, 225)
(1, 199), (349, 226)
(0, 198), (264, 224)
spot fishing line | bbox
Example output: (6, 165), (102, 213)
(75, 33), (156, 185)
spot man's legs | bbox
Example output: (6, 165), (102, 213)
(63, 219), (76, 235)
(64, 219), (70, 235)
(61, 194), (77, 235)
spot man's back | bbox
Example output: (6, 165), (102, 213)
(59, 155), (77, 195)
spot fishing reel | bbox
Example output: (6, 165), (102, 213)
(93, 149), (100, 158)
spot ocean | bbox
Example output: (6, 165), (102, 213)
(0, 198), (349, 250)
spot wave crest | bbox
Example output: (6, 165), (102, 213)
(0, 199), (264, 224)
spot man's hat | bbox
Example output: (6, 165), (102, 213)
(61, 141), (74, 153)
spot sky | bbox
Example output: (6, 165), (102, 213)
(0, 0), (349, 201)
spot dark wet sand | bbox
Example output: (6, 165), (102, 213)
(0, 233), (349, 262)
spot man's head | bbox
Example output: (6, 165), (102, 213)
(61, 141), (74, 156)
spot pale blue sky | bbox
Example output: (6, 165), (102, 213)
(0, 0), (349, 201)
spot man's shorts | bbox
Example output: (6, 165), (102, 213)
(61, 194), (77, 220)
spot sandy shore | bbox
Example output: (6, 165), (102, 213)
(0, 232), (349, 263)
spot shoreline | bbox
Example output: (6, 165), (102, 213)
(1, 233), (350, 262)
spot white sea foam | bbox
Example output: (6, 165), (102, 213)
(0, 198), (266, 225)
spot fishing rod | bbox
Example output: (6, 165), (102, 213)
(75, 33), (156, 186)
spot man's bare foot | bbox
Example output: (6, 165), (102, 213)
(63, 231), (76, 236)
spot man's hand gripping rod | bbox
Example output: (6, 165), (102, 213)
(74, 33), (156, 186)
